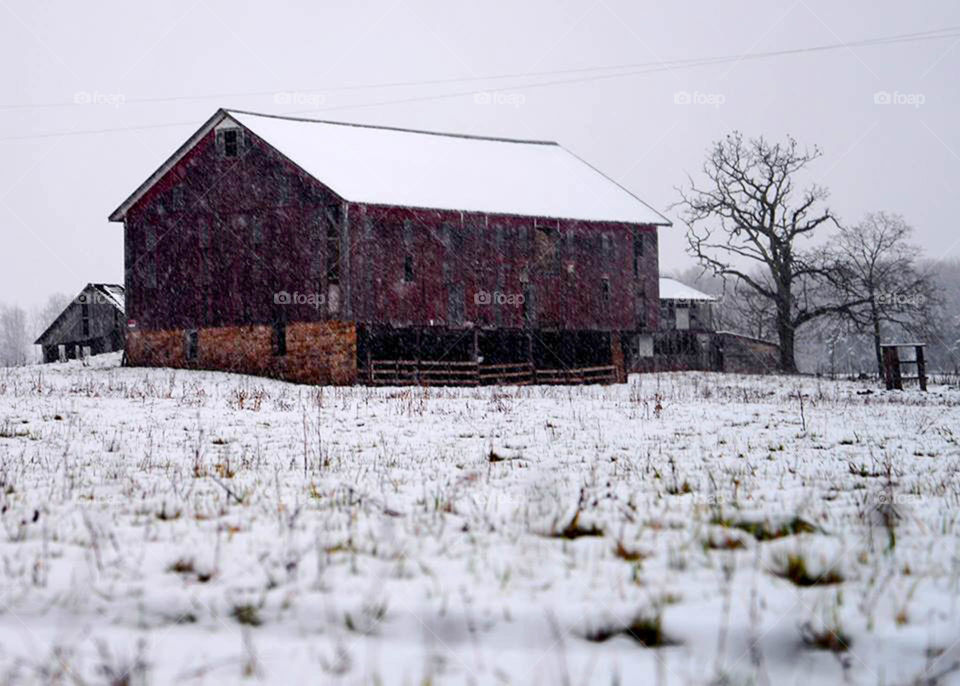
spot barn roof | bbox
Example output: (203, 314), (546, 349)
(109, 109), (671, 226)
(34, 283), (125, 346)
(658, 278), (716, 302)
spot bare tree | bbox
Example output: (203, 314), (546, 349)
(0, 305), (29, 367)
(676, 132), (852, 373)
(829, 212), (938, 377)
(924, 258), (960, 373)
(33, 292), (71, 338)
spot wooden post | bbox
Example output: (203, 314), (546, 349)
(882, 346), (899, 390)
(882, 346), (890, 390)
(415, 328), (421, 385)
(526, 331), (534, 382)
(916, 345), (927, 391)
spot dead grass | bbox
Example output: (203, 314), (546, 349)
(585, 612), (678, 648)
(800, 621), (851, 652)
(231, 604), (262, 627)
(714, 515), (819, 541)
(772, 553), (845, 586)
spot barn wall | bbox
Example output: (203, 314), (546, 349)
(126, 321), (356, 385)
(124, 126), (347, 332)
(124, 124), (660, 335)
(349, 204), (660, 332)
(718, 333), (780, 374)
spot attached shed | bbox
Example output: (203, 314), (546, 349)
(629, 278), (781, 374)
(35, 284), (125, 363)
(658, 277), (717, 332)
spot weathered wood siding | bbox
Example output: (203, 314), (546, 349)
(123, 124), (660, 335)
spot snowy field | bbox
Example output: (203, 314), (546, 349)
(0, 355), (959, 685)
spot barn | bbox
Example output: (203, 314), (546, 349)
(35, 283), (125, 363)
(108, 108), (670, 385)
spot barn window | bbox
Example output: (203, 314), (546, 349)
(326, 218), (340, 284)
(523, 283), (536, 327)
(403, 255), (414, 282)
(273, 320), (287, 356)
(81, 303), (90, 337)
(635, 290), (647, 330)
(534, 224), (559, 276)
(633, 229), (644, 277)
(185, 330), (198, 361)
(441, 220), (461, 284)
(447, 283), (464, 326)
(222, 129), (240, 157)
(143, 225), (157, 289)
(660, 300), (674, 330)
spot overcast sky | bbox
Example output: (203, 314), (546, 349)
(1, 0), (958, 310)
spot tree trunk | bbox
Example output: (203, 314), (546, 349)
(871, 305), (883, 379)
(776, 287), (798, 374)
(777, 322), (798, 373)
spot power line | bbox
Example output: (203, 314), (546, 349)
(1, 25), (957, 141)
(2, 24), (957, 112)
(281, 27), (960, 117)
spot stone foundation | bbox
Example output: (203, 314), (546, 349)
(126, 321), (357, 385)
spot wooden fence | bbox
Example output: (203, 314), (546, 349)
(365, 360), (618, 386)
(881, 343), (928, 391)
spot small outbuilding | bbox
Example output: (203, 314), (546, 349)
(629, 277), (781, 374)
(35, 283), (125, 363)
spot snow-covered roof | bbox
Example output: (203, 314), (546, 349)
(659, 277), (717, 302)
(93, 284), (125, 314)
(110, 109), (671, 226)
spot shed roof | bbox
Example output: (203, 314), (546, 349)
(659, 277), (717, 302)
(109, 109), (671, 226)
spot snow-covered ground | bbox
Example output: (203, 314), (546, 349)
(0, 354), (958, 685)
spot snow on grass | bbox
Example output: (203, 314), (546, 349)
(0, 354), (958, 684)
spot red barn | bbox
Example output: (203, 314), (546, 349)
(109, 109), (670, 385)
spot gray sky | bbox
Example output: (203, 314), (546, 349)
(2, 0), (958, 310)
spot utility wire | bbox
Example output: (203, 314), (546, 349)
(1, 25), (957, 141)
(2, 24), (956, 112)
